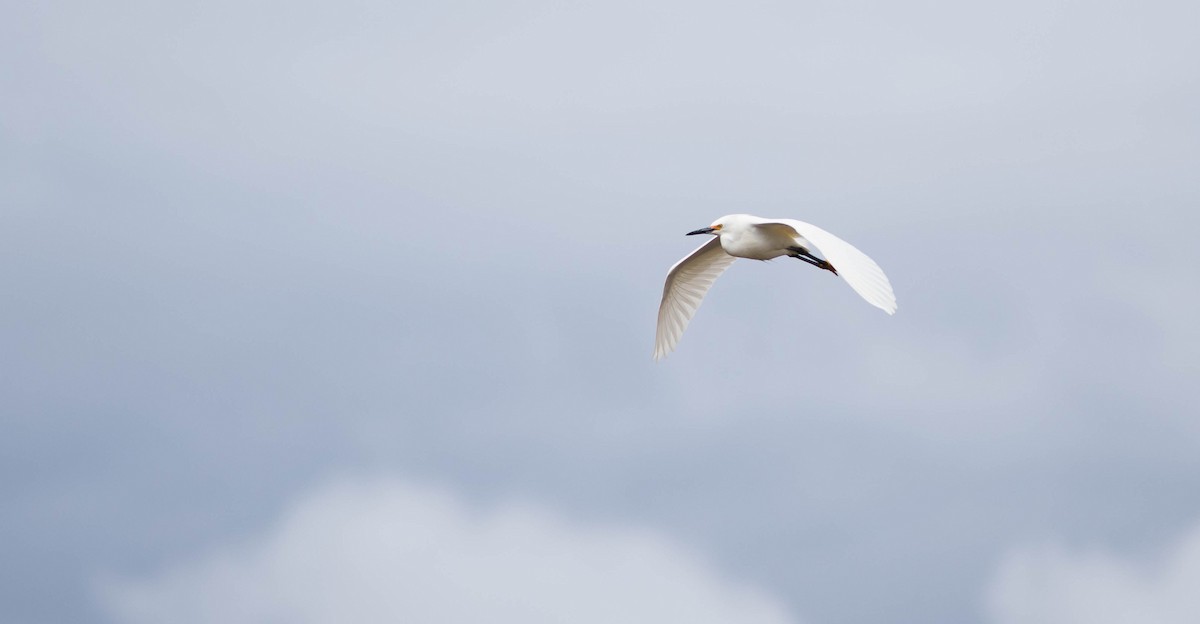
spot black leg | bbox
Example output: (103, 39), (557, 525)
(787, 247), (838, 275)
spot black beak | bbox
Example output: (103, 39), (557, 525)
(686, 227), (716, 236)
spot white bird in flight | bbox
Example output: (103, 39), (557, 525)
(654, 214), (896, 360)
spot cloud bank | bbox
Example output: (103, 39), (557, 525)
(987, 521), (1200, 624)
(99, 478), (799, 624)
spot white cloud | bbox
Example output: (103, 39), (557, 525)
(98, 477), (800, 624)
(986, 521), (1200, 624)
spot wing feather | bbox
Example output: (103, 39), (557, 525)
(653, 237), (737, 360)
(771, 219), (897, 315)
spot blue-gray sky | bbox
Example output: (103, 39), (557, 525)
(3, 1), (1199, 623)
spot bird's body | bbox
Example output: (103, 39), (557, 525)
(654, 214), (896, 360)
(711, 216), (810, 260)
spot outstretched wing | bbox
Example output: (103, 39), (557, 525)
(770, 218), (897, 315)
(654, 237), (737, 360)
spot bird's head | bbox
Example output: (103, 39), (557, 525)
(685, 219), (724, 237)
(686, 215), (753, 236)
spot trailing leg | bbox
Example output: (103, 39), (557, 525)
(787, 247), (838, 275)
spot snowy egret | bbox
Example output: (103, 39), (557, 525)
(654, 214), (896, 360)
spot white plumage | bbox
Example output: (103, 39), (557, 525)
(654, 214), (896, 360)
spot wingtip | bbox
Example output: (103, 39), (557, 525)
(872, 299), (897, 315)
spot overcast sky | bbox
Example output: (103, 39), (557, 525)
(3, 1), (1200, 623)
